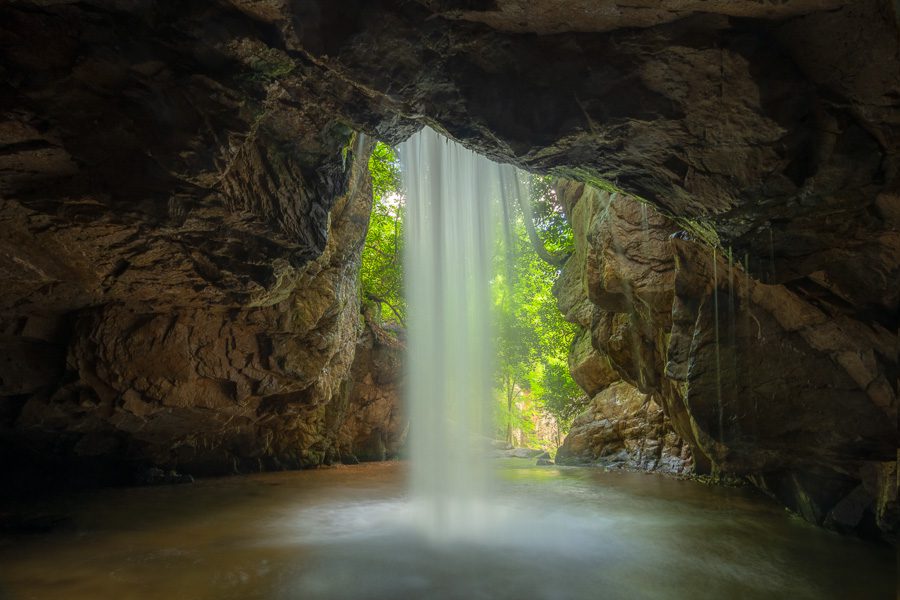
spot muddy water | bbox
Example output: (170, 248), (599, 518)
(0, 462), (893, 599)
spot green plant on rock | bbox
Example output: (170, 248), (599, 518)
(247, 46), (295, 81)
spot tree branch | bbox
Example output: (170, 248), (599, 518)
(516, 193), (569, 268)
(365, 292), (406, 327)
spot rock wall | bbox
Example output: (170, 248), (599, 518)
(555, 179), (897, 542)
(554, 179), (694, 475)
(337, 314), (408, 463)
(285, 3), (896, 540)
(556, 381), (693, 474)
(292, 0), (900, 293)
(2, 133), (378, 488)
(0, 1), (412, 488)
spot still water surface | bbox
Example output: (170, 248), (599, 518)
(0, 461), (893, 599)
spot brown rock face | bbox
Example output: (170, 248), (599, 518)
(3, 134), (376, 486)
(667, 233), (897, 538)
(556, 179), (897, 541)
(554, 179), (694, 475)
(556, 381), (693, 474)
(293, 1), (899, 289)
(0, 1), (409, 487)
(338, 316), (408, 463)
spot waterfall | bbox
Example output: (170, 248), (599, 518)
(400, 126), (519, 540)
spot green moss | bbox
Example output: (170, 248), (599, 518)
(247, 46), (295, 80)
(236, 46), (297, 91)
(553, 166), (629, 197)
(678, 217), (720, 248)
(341, 132), (358, 168)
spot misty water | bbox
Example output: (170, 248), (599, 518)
(0, 462), (893, 599)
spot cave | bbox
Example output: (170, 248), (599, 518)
(0, 0), (897, 597)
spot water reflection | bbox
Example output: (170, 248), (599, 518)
(0, 462), (893, 599)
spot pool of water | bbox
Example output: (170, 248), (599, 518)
(0, 461), (893, 599)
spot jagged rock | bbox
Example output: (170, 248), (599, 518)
(567, 330), (618, 399)
(2, 135), (377, 486)
(534, 451), (553, 466)
(493, 447), (545, 459)
(290, 0), (900, 289)
(337, 316), (408, 462)
(556, 180), (897, 541)
(554, 177), (695, 475)
(555, 381), (693, 474)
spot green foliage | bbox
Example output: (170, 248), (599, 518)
(359, 151), (584, 448)
(528, 175), (574, 257)
(531, 360), (586, 426)
(369, 141), (402, 202)
(493, 175), (582, 448)
(361, 142), (405, 324)
(246, 46), (295, 81)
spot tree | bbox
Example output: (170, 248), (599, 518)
(492, 175), (581, 447)
(360, 148), (583, 448)
(515, 174), (570, 268)
(493, 269), (540, 444)
(360, 142), (405, 324)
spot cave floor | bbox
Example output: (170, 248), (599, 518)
(0, 461), (893, 599)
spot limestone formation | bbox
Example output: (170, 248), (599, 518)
(4, 133), (378, 486)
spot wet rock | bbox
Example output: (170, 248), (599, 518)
(493, 447), (545, 459)
(340, 453), (360, 466)
(556, 180), (897, 541)
(535, 451), (553, 466)
(336, 316), (408, 462)
(136, 468), (194, 486)
(553, 178), (695, 476)
(2, 136), (379, 484)
(555, 382), (693, 475)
